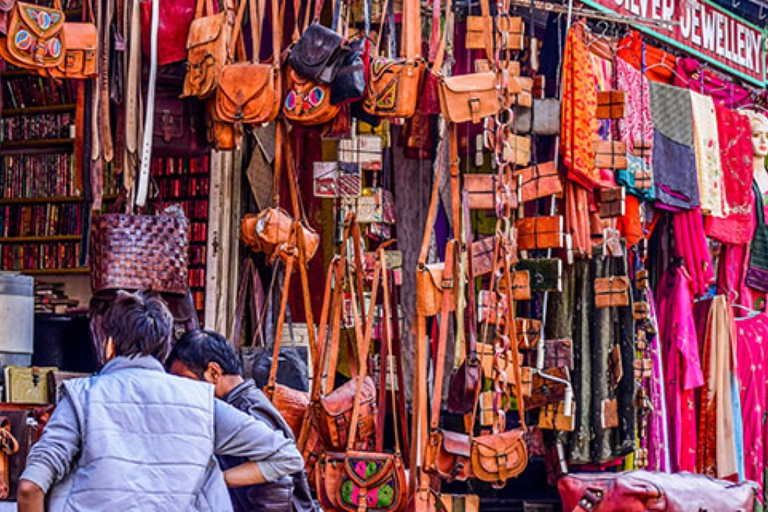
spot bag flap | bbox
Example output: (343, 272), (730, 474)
(472, 430), (527, 471)
(218, 63), (275, 107)
(16, 3), (64, 38)
(370, 56), (408, 80)
(424, 262), (446, 290)
(293, 23), (343, 67)
(466, 15), (490, 32)
(270, 383), (310, 410)
(186, 11), (226, 49)
(464, 173), (494, 193)
(442, 72), (497, 94)
(512, 76), (533, 92)
(516, 216), (563, 236)
(319, 375), (375, 416)
(62, 22), (97, 50)
(516, 161), (558, 185)
(497, 16), (523, 33)
(342, 451), (397, 488)
(441, 430), (471, 458)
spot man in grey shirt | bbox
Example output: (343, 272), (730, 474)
(17, 290), (304, 512)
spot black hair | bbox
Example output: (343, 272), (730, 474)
(101, 290), (174, 362)
(166, 329), (242, 378)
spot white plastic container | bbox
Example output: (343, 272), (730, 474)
(0, 273), (34, 355)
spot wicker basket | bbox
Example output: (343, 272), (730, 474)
(90, 212), (190, 294)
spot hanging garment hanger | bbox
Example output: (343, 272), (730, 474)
(530, 367), (574, 416)
(727, 290), (762, 320)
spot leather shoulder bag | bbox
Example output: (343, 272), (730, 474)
(317, 249), (408, 512)
(182, 0), (236, 99)
(362, 0), (424, 118)
(45, 0), (97, 79)
(141, 0), (196, 66)
(286, 0), (344, 84)
(0, 0), (65, 70)
(214, 0), (281, 148)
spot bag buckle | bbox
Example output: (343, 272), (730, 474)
(469, 97), (482, 123)
(161, 110), (174, 142)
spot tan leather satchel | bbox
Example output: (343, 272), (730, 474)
(182, 0), (235, 98)
(45, 0), (97, 79)
(215, 0), (281, 148)
(0, 417), (18, 499)
(435, 0), (499, 124)
(363, 0), (424, 118)
(240, 208), (320, 261)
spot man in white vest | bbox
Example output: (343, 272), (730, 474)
(17, 290), (305, 512)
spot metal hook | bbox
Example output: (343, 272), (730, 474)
(760, 4), (767, 20)
(732, 0), (741, 9)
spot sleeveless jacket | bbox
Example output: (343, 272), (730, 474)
(46, 356), (233, 512)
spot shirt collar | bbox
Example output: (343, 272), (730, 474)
(100, 355), (166, 374)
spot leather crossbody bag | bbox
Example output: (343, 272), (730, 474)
(46, 0), (97, 79)
(594, 139), (628, 170)
(515, 161), (562, 203)
(363, 0), (424, 118)
(182, 0), (236, 99)
(215, 0), (281, 147)
(596, 90), (626, 119)
(0, 0), (65, 70)
(594, 276), (630, 308)
(515, 215), (565, 250)
(317, 249), (408, 512)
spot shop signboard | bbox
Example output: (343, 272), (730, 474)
(581, 0), (767, 86)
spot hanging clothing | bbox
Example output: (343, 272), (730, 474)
(649, 82), (699, 211)
(561, 24), (599, 191)
(705, 106), (755, 244)
(734, 312), (768, 501)
(657, 267), (705, 472)
(616, 58), (653, 160)
(689, 91), (724, 217)
(672, 208), (715, 298)
(695, 296), (739, 479)
(646, 289), (671, 472)
(673, 57), (754, 110)
(617, 30), (677, 85)
(565, 180), (593, 258)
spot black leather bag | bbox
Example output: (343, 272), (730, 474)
(249, 346), (310, 393)
(287, 22), (345, 84)
(330, 38), (366, 105)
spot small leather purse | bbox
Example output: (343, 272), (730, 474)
(594, 276), (631, 308)
(544, 338), (573, 369)
(284, 66), (340, 126)
(470, 428), (528, 488)
(632, 137), (653, 157)
(532, 98), (561, 135)
(596, 90), (626, 119)
(594, 140), (628, 170)
(425, 430), (474, 482)
(516, 258), (563, 293)
(515, 317), (542, 349)
(539, 400), (576, 431)
(502, 133), (531, 167)
(466, 16), (524, 51)
(515, 216), (565, 250)
(181, 0), (235, 98)
(527, 367), (570, 410)
(472, 234), (518, 276)
(287, 21), (344, 84)
(506, 76), (533, 108)
(464, 173), (519, 212)
(46, 0), (97, 79)
(515, 161), (562, 203)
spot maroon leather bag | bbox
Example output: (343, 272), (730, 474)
(558, 471), (757, 512)
(141, 0), (196, 66)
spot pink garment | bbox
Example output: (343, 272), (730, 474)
(616, 57), (653, 162)
(657, 267), (705, 472)
(718, 243), (766, 312)
(673, 208), (715, 298)
(647, 289), (671, 472)
(734, 312), (768, 499)
(673, 58), (754, 110)
(705, 106), (755, 244)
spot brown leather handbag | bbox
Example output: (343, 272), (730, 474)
(45, 0), (97, 79)
(182, 0), (235, 98)
(284, 66), (340, 126)
(594, 139), (628, 170)
(215, 0), (281, 147)
(558, 470), (757, 512)
(0, 0), (65, 70)
(594, 276), (630, 308)
(240, 209), (320, 262)
(316, 249), (407, 512)
(515, 215), (565, 250)
(464, 172), (519, 212)
(596, 90), (626, 119)
(515, 161), (562, 203)
(363, 0), (424, 118)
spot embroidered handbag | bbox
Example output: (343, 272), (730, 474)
(0, 0), (65, 70)
(215, 0), (281, 147)
(181, 0), (235, 98)
(594, 276), (630, 308)
(284, 66), (340, 126)
(515, 216), (565, 250)
(362, 0), (424, 118)
(515, 161), (562, 203)
(46, 0), (97, 79)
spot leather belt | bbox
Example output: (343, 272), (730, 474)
(136, 0), (158, 207)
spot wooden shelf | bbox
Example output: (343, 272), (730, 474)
(0, 196), (83, 205)
(3, 104), (77, 116)
(22, 267), (89, 275)
(0, 138), (75, 149)
(0, 235), (81, 243)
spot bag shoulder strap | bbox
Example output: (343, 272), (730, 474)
(379, 246), (404, 456)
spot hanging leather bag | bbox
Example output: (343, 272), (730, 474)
(0, 0), (65, 70)
(287, 0), (344, 84)
(181, 0), (236, 98)
(362, 0), (424, 118)
(284, 66), (340, 126)
(141, 0), (196, 66)
(317, 249), (408, 512)
(215, 0), (282, 146)
(46, 0), (97, 79)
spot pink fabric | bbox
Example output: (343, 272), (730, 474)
(673, 208), (715, 298)
(705, 106), (755, 244)
(673, 58), (754, 110)
(734, 312), (768, 499)
(657, 267), (705, 472)
(616, 58), (653, 162)
(718, 243), (767, 312)
(647, 289), (671, 472)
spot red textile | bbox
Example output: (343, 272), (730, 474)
(617, 31), (677, 85)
